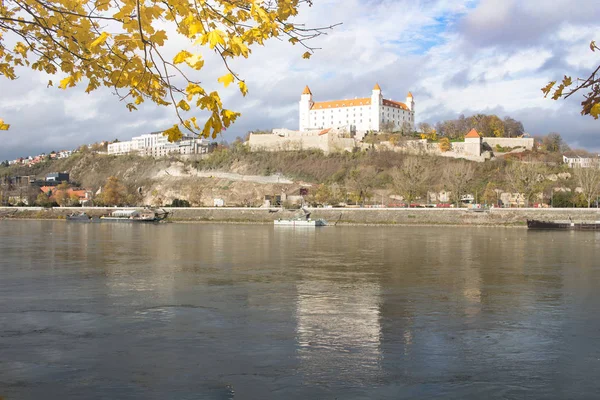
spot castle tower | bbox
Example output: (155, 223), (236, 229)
(464, 128), (482, 157)
(371, 83), (382, 132)
(299, 85), (313, 131)
(406, 92), (415, 112)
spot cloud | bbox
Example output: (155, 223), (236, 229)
(1, 0), (600, 161)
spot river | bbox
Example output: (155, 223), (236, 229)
(1, 221), (599, 399)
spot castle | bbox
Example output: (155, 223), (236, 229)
(299, 84), (415, 132)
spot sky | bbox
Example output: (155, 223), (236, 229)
(1, 0), (599, 161)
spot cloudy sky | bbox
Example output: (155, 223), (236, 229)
(1, 0), (599, 161)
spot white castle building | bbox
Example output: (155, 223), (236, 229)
(299, 83), (415, 132)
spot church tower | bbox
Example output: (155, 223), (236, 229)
(371, 83), (383, 131)
(299, 85), (313, 131)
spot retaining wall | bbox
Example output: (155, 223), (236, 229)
(2, 206), (600, 226)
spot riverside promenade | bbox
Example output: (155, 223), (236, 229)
(2, 206), (600, 226)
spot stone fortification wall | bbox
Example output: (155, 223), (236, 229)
(395, 140), (488, 162)
(248, 133), (328, 152)
(248, 130), (355, 154)
(483, 137), (534, 150)
(3, 206), (600, 227)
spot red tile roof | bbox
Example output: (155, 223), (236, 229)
(311, 98), (372, 110)
(382, 99), (409, 111)
(465, 129), (481, 138)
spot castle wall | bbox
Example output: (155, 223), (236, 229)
(483, 137), (534, 150)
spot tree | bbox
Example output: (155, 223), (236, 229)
(313, 184), (332, 205)
(503, 117), (525, 138)
(417, 122), (432, 134)
(443, 161), (474, 207)
(36, 192), (53, 207)
(543, 40), (600, 119)
(482, 181), (501, 206)
(573, 163), (600, 208)
(100, 176), (127, 206)
(542, 133), (569, 153)
(53, 182), (70, 206)
(345, 166), (377, 205)
(399, 121), (413, 136)
(0, 0), (336, 137)
(505, 162), (545, 207)
(390, 157), (430, 204)
(380, 121), (396, 133)
(438, 137), (451, 152)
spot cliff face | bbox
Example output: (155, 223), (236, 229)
(1, 153), (301, 207)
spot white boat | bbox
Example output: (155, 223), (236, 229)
(274, 207), (327, 226)
(274, 218), (327, 227)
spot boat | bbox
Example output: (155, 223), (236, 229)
(274, 218), (327, 227)
(66, 212), (100, 222)
(527, 219), (600, 230)
(100, 208), (169, 223)
(274, 207), (327, 227)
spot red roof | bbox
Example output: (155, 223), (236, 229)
(465, 129), (481, 138)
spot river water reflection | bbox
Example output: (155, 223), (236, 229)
(1, 221), (600, 399)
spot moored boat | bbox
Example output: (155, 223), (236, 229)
(66, 212), (100, 222)
(100, 208), (169, 223)
(274, 218), (327, 227)
(274, 207), (327, 227)
(527, 219), (600, 230)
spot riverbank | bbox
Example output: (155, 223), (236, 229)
(2, 206), (600, 226)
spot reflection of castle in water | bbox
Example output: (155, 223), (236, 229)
(295, 278), (383, 382)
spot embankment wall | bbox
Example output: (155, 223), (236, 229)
(2, 207), (600, 226)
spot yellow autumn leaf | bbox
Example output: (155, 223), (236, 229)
(177, 99), (190, 111)
(206, 30), (226, 49)
(0, 118), (9, 130)
(238, 81), (248, 96)
(590, 104), (600, 119)
(302, 51), (312, 59)
(184, 54), (204, 70)
(173, 50), (192, 64)
(218, 73), (235, 88)
(58, 76), (73, 90)
(89, 32), (110, 51)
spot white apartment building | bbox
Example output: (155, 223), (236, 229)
(299, 83), (415, 132)
(108, 131), (210, 157)
(563, 155), (600, 168)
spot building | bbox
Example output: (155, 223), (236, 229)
(107, 131), (211, 157)
(299, 83), (415, 132)
(563, 155), (600, 168)
(45, 172), (70, 182)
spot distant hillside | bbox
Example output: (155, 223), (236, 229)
(0, 147), (581, 207)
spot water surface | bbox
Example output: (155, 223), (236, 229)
(1, 221), (600, 399)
